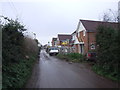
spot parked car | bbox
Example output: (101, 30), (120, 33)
(86, 52), (96, 62)
(49, 47), (59, 56)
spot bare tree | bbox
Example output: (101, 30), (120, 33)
(99, 9), (118, 22)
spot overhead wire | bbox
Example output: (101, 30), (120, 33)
(8, 0), (23, 24)
(7, 0), (18, 17)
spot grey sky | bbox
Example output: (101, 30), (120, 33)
(0, 0), (119, 45)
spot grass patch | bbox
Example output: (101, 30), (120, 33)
(57, 53), (85, 63)
(92, 65), (120, 82)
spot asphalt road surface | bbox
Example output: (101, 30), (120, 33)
(25, 50), (119, 88)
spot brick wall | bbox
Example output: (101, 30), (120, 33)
(77, 31), (96, 54)
(84, 32), (96, 54)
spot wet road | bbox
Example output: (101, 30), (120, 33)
(25, 50), (119, 88)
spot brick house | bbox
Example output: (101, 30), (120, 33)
(72, 19), (118, 54)
(57, 34), (72, 46)
(51, 38), (57, 47)
(57, 34), (72, 53)
(71, 31), (83, 53)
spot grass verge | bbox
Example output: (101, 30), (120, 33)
(57, 53), (119, 82)
(92, 65), (120, 82)
(56, 53), (85, 63)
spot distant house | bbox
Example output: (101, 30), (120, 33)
(57, 34), (72, 46)
(72, 19), (118, 54)
(57, 34), (72, 53)
(51, 38), (57, 47)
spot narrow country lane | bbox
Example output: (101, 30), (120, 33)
(25, 50), (119, 88)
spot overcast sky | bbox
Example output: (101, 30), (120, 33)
(0, 0), (119, 45)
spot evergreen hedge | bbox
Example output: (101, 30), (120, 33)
(2, 17), (39, 88)
(93, 25), (120, 81)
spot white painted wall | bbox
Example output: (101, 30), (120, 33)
(72, 20), (86, 45)
(72, 33), (76, 41)
(74, 35), (79, 44)
(77, 21), (86, 34)
(72, 32), (79, 44)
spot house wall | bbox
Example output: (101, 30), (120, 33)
(52, 39), (57, 47)
(75, 44), (79, 53)
(76, 20), (97, 54)
(83, 32), (88, 54)
(71, 31), (80, 53)
(76, 31), (96, 54)
(57, 38), (61, 46)
(75, 21), (86, 54)
(72, 20), (97, 54)
(76, 21), (86, 54)
(72, 33), (76, 41)
(83, 32), (96, 54)
(77, 31), (85, 54)
(77, 21), (86, 33)
(72, 44), (75, 53)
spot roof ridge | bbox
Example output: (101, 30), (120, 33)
(79, 19), (118, 24)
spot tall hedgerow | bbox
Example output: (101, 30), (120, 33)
(2, 18), (26, 64)
(94, 24), (119, 81)
(2, 17), (39, 88)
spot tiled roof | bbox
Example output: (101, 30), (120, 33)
(80, 19), (118, 32)
(58, 34), (72, 41)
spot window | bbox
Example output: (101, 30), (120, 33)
(91, 44), (95, 49)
